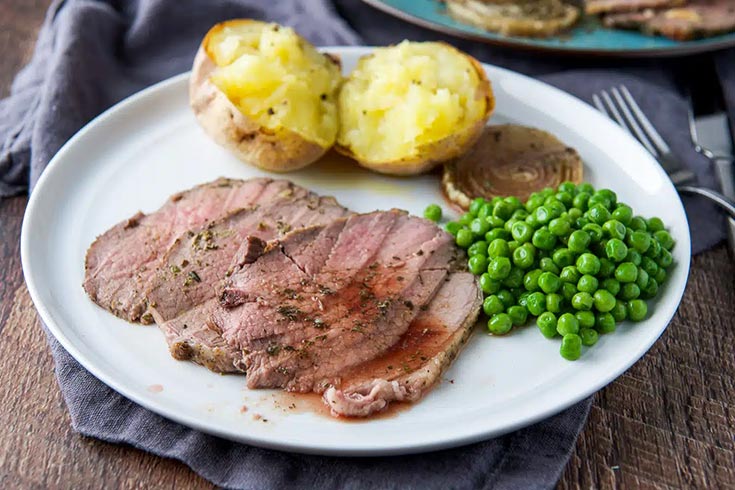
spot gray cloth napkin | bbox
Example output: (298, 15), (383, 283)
(2, 0), (730, 488)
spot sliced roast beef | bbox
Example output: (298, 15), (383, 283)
(144, 192), (349, 324)
(323, 271), (482, 417)
(83, 178), (342, 323)
(585, 0), (684, 15)
(602, 0), (735, 40)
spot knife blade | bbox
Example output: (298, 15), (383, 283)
(688, 58), (735, 257)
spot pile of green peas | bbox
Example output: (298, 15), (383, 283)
(439, 181), (675, 361)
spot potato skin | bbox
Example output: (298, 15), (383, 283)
(189, 44), (329, 172)
(336, 45), (495, 176)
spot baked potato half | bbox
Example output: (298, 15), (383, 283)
(336, 41), (494, 176)
(190, 20), (343, 172)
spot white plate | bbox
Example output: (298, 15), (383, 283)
(21, 47), (691, 456)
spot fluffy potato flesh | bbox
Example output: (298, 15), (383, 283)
(204, 21), (341, 148)
(338, 41), (491, 167)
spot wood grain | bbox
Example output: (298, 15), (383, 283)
(0, 1), (733, 489)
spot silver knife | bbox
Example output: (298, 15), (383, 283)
(688, 70), (735, 258)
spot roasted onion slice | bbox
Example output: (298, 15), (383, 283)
(442, 124), (583, 209)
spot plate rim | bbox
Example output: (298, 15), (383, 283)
(21, 48), (692, 455)
(361, 0), (735, 58)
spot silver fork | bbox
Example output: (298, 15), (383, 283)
(592, 85), (735, 219)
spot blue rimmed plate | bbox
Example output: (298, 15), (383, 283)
(363, 0), (735, 57)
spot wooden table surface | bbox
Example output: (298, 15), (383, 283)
(1, 2), (733, 489)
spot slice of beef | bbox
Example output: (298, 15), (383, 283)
(585, 0), (684, 15)
(214, 210), (464, 395)
(602, 0), (735, 40)
(323, 271), (482, 417)
(144, 192), (349, 324)
(83, 178), (331, 323)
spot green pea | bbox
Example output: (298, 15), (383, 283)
(468, 255), (488, 275)
(653, 230), (674, 251)
(626, 249), (642, 266)
(507, 305), (528, 326)
(572, 192), (591, 211)
(544, 199), (566, 219)
(486, 239), (509, 258)
(533, 206), (552, 225)
(576, 182), (594, 194)
(646, 238), (661, 259)
(526, 292), (546, 316)
(640, 256), (659, 277)
(504, 196), (522, 211)
(469, 198), (485, 216)
(577, 275), (599, 294)
(548, 217), (572, 237)
(560, 266), (581, 284)
(647, 217), (665, 232)
(576, 253), (601, 276)
(512, 209), (529, 221)
(560, 333), (583, 360)
(538, 272), (562, 294)
(655, 267), (667, 284)
(595, 312), (616, 333)
(615, 262), (638, 283)
(629, 216), (647, 231)
(493, 201), (515, 220)
(511, 221), (533, 244)
(483, 295), (505, 316)
(593, 289), (616, 312)
(657, 248), (673, 269)
(602, 219), (626, 241)
(532, 227), (557, 251)
(557, 313), (580, 335)
(619, 283), (641, 301)
(468, 240), (488, 257)
(479, 273), (501, 295)
(517, 291), (531, 308)
(445, 221), (462, 236)
(580, 328), (599, 346)
(635, 267), (649, 290)
(477, 203), (494, 221)
(512, 243), (536, 269)
(470, 218), (491, 237)
(497, 289), (515, 308)
(555, 191), (574, 208)
(546, 293), (563, 313)
(576, 310), (596, 329)
(537, 312), (558, 338)
(602, 278), (621, 297)
(456, 229), (473, 248)
(487, 313), (513, 335)
(486, 216), (505, 229)
(610, 300), (627, 322)
(588, 194), (612, 211)
(598, 258), (615, 278)
(503, 267), (525, 288)
(558, 181), (577, 194)
(596, 189), (617, 205)
(627, 299), (648, 321)
(523, 269), (543, 292)
(504, 218), (519, 233)
(507, 240), (520, 254)
(583, 223), (604, 242)
(423, 204), (442, 222)
(588, 204), (612, 225)
(540, 257), (560, 275)
(525, 194), (545, 212)
(627, 230), (651, 253)
(485, 228), (510, 242)
(572, 292), (594, 311)
(612, 204), (633, 225)
(605, 238), (628, 262)
(510, 287), (525, 302)
(575, 216), (590, 229)
(640, 278), (659, 299)
(488, 256), (512, 280)
(551, 248), (574, 268)
(561, 282), (578, 302)
(568, 230), (591, 253)
(458, 214), (473, 226)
